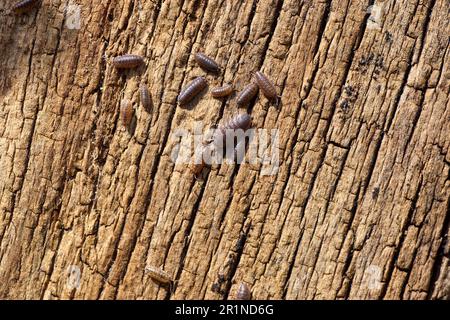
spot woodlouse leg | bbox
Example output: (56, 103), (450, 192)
(275, 95), (281, 107)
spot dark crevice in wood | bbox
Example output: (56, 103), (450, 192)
(354, 0), (374, 52)
(281, 0), (378, 298)
(339, 185), (362, 299)
(426, 196), (450, 299)
(312, 0), (331, 56)
(171, 180), (208, 298)
(380, 177), (423, 299)
(223, 222), (252, 300)
(413, 0), (437, 67)
(224, 0), (283, 239)
(137, 0), (211, 298)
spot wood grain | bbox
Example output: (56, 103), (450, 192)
(0, 0), (448, 300)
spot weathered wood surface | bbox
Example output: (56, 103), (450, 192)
(0, 0), (449, 300)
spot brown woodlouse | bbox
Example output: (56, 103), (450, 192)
(194, 52), (220, 73)
(236, 283), (252, 300)
(177, 76), (208, 106)
(145, 266), (172, 285)
(139, 84), (153, 113)
(236, 83), (258, 107)
(12, 0), (39, 14)
(120, 99), (133, 127)
(254, 71), (278, 102)
(113, 54), (144, 69)
(211, 84), (234, 98)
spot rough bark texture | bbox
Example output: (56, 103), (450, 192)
(0, 0), (449, 300)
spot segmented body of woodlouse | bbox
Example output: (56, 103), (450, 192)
(113, 54), (144, 69)
(254, 71), (278, 100)
(236, 283), (251, 300)
(139, 84), (153, 113)
(220, 113), (252, 132)
(236, 83), (258, 106)
(211, 84), (234, 98)
(120, 99), (133, 127)
(213, 113), (252, 146)
(194, 53), (220, 73)
(12, 0), (39, 14)
(145, 266), (172, 285)
(177, 76), (208, 106)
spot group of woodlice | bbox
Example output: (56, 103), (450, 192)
(114, 51), (278, 299)
(113, 51), (278, 181)
(117, 52), (277, 299)
(11, 0), (280, 300)
(181, 53), (279, 178)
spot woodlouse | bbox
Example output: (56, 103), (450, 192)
(120, 99), (133, 127)
(194, 52), (220, 73)
(211, 84), (234, 98)
(213, 113), (252, 146)
(113, 54), (144, 69)
(254, 71), (278, 101)
(236, 283), (251, 300)
(177, 76), (208, 106)
(236, 83), (258, 107)
(145, 266), (172, 285)
(139, 84), (153, 113)
(222, 113), (251, 131)
(12, 0), (39, 14)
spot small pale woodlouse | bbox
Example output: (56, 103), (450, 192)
(211, 84), (234, 98)
(139, 84), (153, 113)
(12, 0), (39, 14)
(120, 99), (133, 127)
(177, 76), (208, 106)
(221, 113), (251, 131)
(213, 113), (252, 146)
(113, 54), (144, 69)
(145, 266), (173, 285)
(236, 83), (258, 107)
(236, 282), (251, 300)
(194, 52), (220, 73)
(254, 71), (278, 102)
